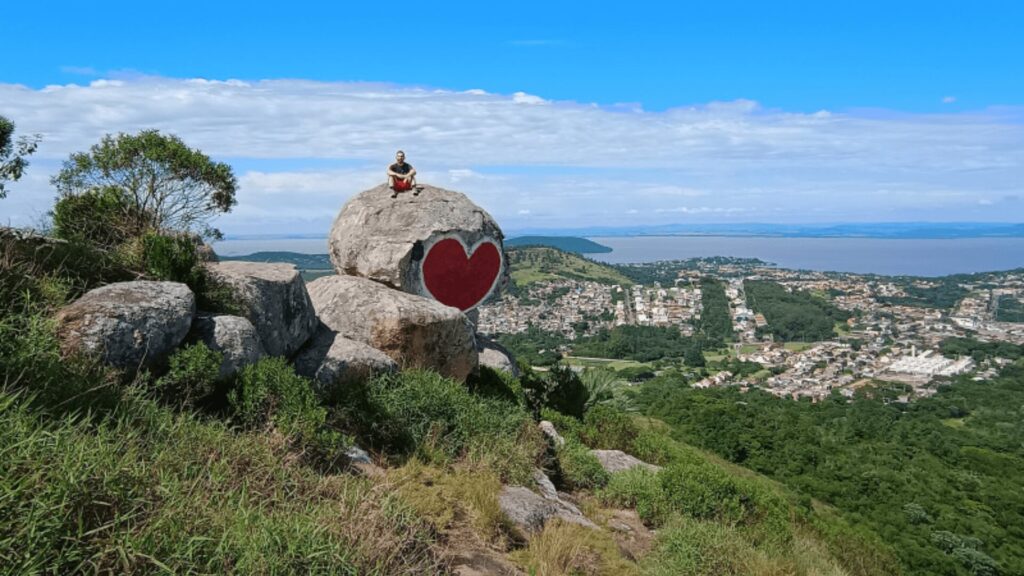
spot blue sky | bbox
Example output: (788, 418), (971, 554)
(1, 1), (1022, 234)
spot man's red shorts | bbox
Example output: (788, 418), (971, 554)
(392, 178), (413, 192)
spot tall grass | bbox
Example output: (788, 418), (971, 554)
(0, 390), (443, 575)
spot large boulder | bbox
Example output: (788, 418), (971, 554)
(56, 281), (195, 369)
(187, 314), (265, 379)
(306, 275), (478, 380)
(293, 323), (398, 395)
(328, 185), (508, 311)
(476, 335), (520, 377)
(205, 261), (317, 357)
(498, 485), (596, 537)
(590, 450), (662, 474)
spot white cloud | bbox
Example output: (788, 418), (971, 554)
(0, 77), (1021, 233)
(943, 96), (957, 104)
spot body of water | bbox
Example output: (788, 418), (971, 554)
(214, 235), (1024, 277)
(214, 238), (331, 256)
(587, 236), (1024, 277)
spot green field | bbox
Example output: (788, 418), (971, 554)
(562, 356), (652, 370)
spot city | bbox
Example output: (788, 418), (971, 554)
(479, 256), (1024, 402)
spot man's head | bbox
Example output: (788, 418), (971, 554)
(395, 150), (406, 163)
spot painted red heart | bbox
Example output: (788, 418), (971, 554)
(421, 237), (502, 311)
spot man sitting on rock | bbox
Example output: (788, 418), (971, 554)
(387, 150), (422, 198)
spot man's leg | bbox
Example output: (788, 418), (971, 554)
(389, 175), (398, 198)
(411, 176), (422, 195)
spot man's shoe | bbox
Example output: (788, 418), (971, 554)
(390, 190), (398, 198)
(413, 186), (423, 196)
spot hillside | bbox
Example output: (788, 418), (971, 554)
(505, 236), (613, 254)
(2, 228), (899, 576)
(508, 246), (632, 286)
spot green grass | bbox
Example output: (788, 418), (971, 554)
(0, 390), (443, 575)
(784, 342), (815, 352)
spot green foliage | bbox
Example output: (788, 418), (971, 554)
(333, 370), (542, 483)
(496, 325), (565, 366)
(580, 404), (639, 450)
(877, 276), (969, 310)
(940, 336), (1024, 362)
(636, 364), (1024, 575)
(0, 115), (40, 198)
(573, 325), (712, 362)
(0, 391), (442, 575)
(543, 365), (590, 419)
(155, 343), (223, 408)
(745, 279), (851, 341)
(995, 295), (1024, 323)
(51, 129), (237, 239)
(141, 232), (200, 283)
(230, 357), (346, 468)
(698, 277), (735, 342)
(554, 438), (609, 490)
(504, 236), (613, 253)
(51, 186), (144, 249)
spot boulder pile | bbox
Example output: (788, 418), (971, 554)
(54, 183), (519, 388)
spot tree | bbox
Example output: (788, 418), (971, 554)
(51, 130), (237, 239)
(0, 116), (40, 198)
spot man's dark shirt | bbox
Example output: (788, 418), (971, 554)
(389, 162), (413, 175)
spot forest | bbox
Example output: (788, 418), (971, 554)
(635, 363), (1024, 576)
(744, 280), (851, 341)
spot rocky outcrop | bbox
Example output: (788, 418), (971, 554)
(56, 281), (195, 369)
(328, 185), (508, 311)
(293, 323), (398, 395)
(498, 485), (597, 536)
(476, 335), (520, 376)
(187, 314), (265, 378)
(538, 421), (566, 447)
(205, 261), (317, 357)
(590, 450), (662, 474)
(306, 275), (477, 380)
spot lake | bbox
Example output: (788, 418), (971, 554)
(587, 236), (1024, 277)
(213, 235), (1024, 277)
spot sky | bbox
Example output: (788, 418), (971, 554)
(1, 0), (1022, 235)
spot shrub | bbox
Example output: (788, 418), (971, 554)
(555, 438), (609, 491)
(334, 370), (542, 483)
(229, 357), (346, 468)
(50, 187), (145, 249)
(512, 519), (639, 576)
(580, 404), (639, 450)
(598, 467), (668, 524)
(142, 232), (200, 283)
(155, 343), (223, 408)
(545, 365), (590, 419)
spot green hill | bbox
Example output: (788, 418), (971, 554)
(506, 236), (613, 254)
(509, 246), (632, 286)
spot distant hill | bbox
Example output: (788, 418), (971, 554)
(508, 246), (632, 286)
(219, 251), (332, 269)
(505, 236), (612, 254)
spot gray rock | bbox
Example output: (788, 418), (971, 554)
(532, 469), (560, 501)
(205, 261), (317, 357)
(538, 421), (565, 447)
(328, 185), (509, 309)
(306, 275), (478, 381)
(187, 314), (265, 378)
(56, 281), (195, 370)
(345, 445), (373, 465)
(590, 450), (662, 474)
(293, 323), (398, 395)
(477, 335), (520, 377)
(498, 486), (597, 536)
